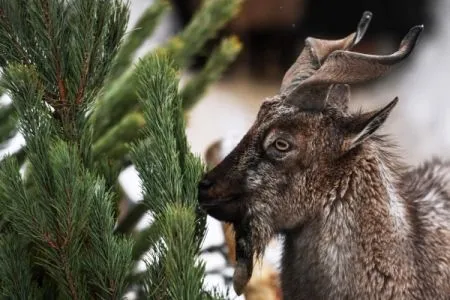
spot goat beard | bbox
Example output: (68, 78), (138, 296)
(232, 213), (275, 295)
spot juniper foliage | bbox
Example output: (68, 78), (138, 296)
(0, 0), (133, 298)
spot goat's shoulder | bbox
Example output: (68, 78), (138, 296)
(399, 158), (450, 296)
(401, 158), (450, 222)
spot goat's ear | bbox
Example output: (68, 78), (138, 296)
(326, 84), (350, 111)
(343, 97), (398, 151)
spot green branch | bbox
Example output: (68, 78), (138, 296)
(109, 0), (170, 79)
(130, 54), (211, 297)
(0, 104), (18, 148)
(0, 1), (133, 298)
(92, 111), (145, 160)
(181, 36), (242, 111)
(92, 0), (242, 140)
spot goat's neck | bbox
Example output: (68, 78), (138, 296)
(281, 148), (414, 298)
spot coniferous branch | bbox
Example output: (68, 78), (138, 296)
(0, 104), (18, 148)
(0, 1), (134, 298)
(165, 0), (242, 67)
(131, 217), (161, 260)
(8, 146), (27, 167)
(130, 53), (214, 298)
(109, 0), (170, 79)
(132, 55), (184, 215)
(181, 36), (242, 111)
(0, 234), (42, 299)
(92, 111), (145, 160)
(0, 61), (134, 298)
(116, 186), (207, 237)
(114, 201), (147, 234)
(0, 0), (33, 66)
(92, 0), (242, 141)
(0, 0), (129, 142)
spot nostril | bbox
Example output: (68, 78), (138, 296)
(198, 179), (214, 190)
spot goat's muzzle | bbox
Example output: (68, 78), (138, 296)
(198, 176), (245, 223)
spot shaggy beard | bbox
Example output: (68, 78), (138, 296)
(232, 207), (275, 295)
(248, 208), (276, 257)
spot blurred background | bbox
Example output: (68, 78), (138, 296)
(121, 0), (449, 298)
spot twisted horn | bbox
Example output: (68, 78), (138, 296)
(281, 11), (373, 95)
(285, 25), (423, 110)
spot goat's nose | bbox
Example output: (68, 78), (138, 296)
(198, 178), (214, 202)
(198, 178), (214, 190)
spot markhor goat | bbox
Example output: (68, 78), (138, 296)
(198, 11), (450, 300)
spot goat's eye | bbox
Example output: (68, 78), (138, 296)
(274, 139), (290, 152)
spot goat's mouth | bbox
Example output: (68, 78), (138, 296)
(199, 196), (235, 207)
(199, 195), (245, 223)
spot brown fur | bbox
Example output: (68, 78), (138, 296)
(198, 12), (450, 299)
